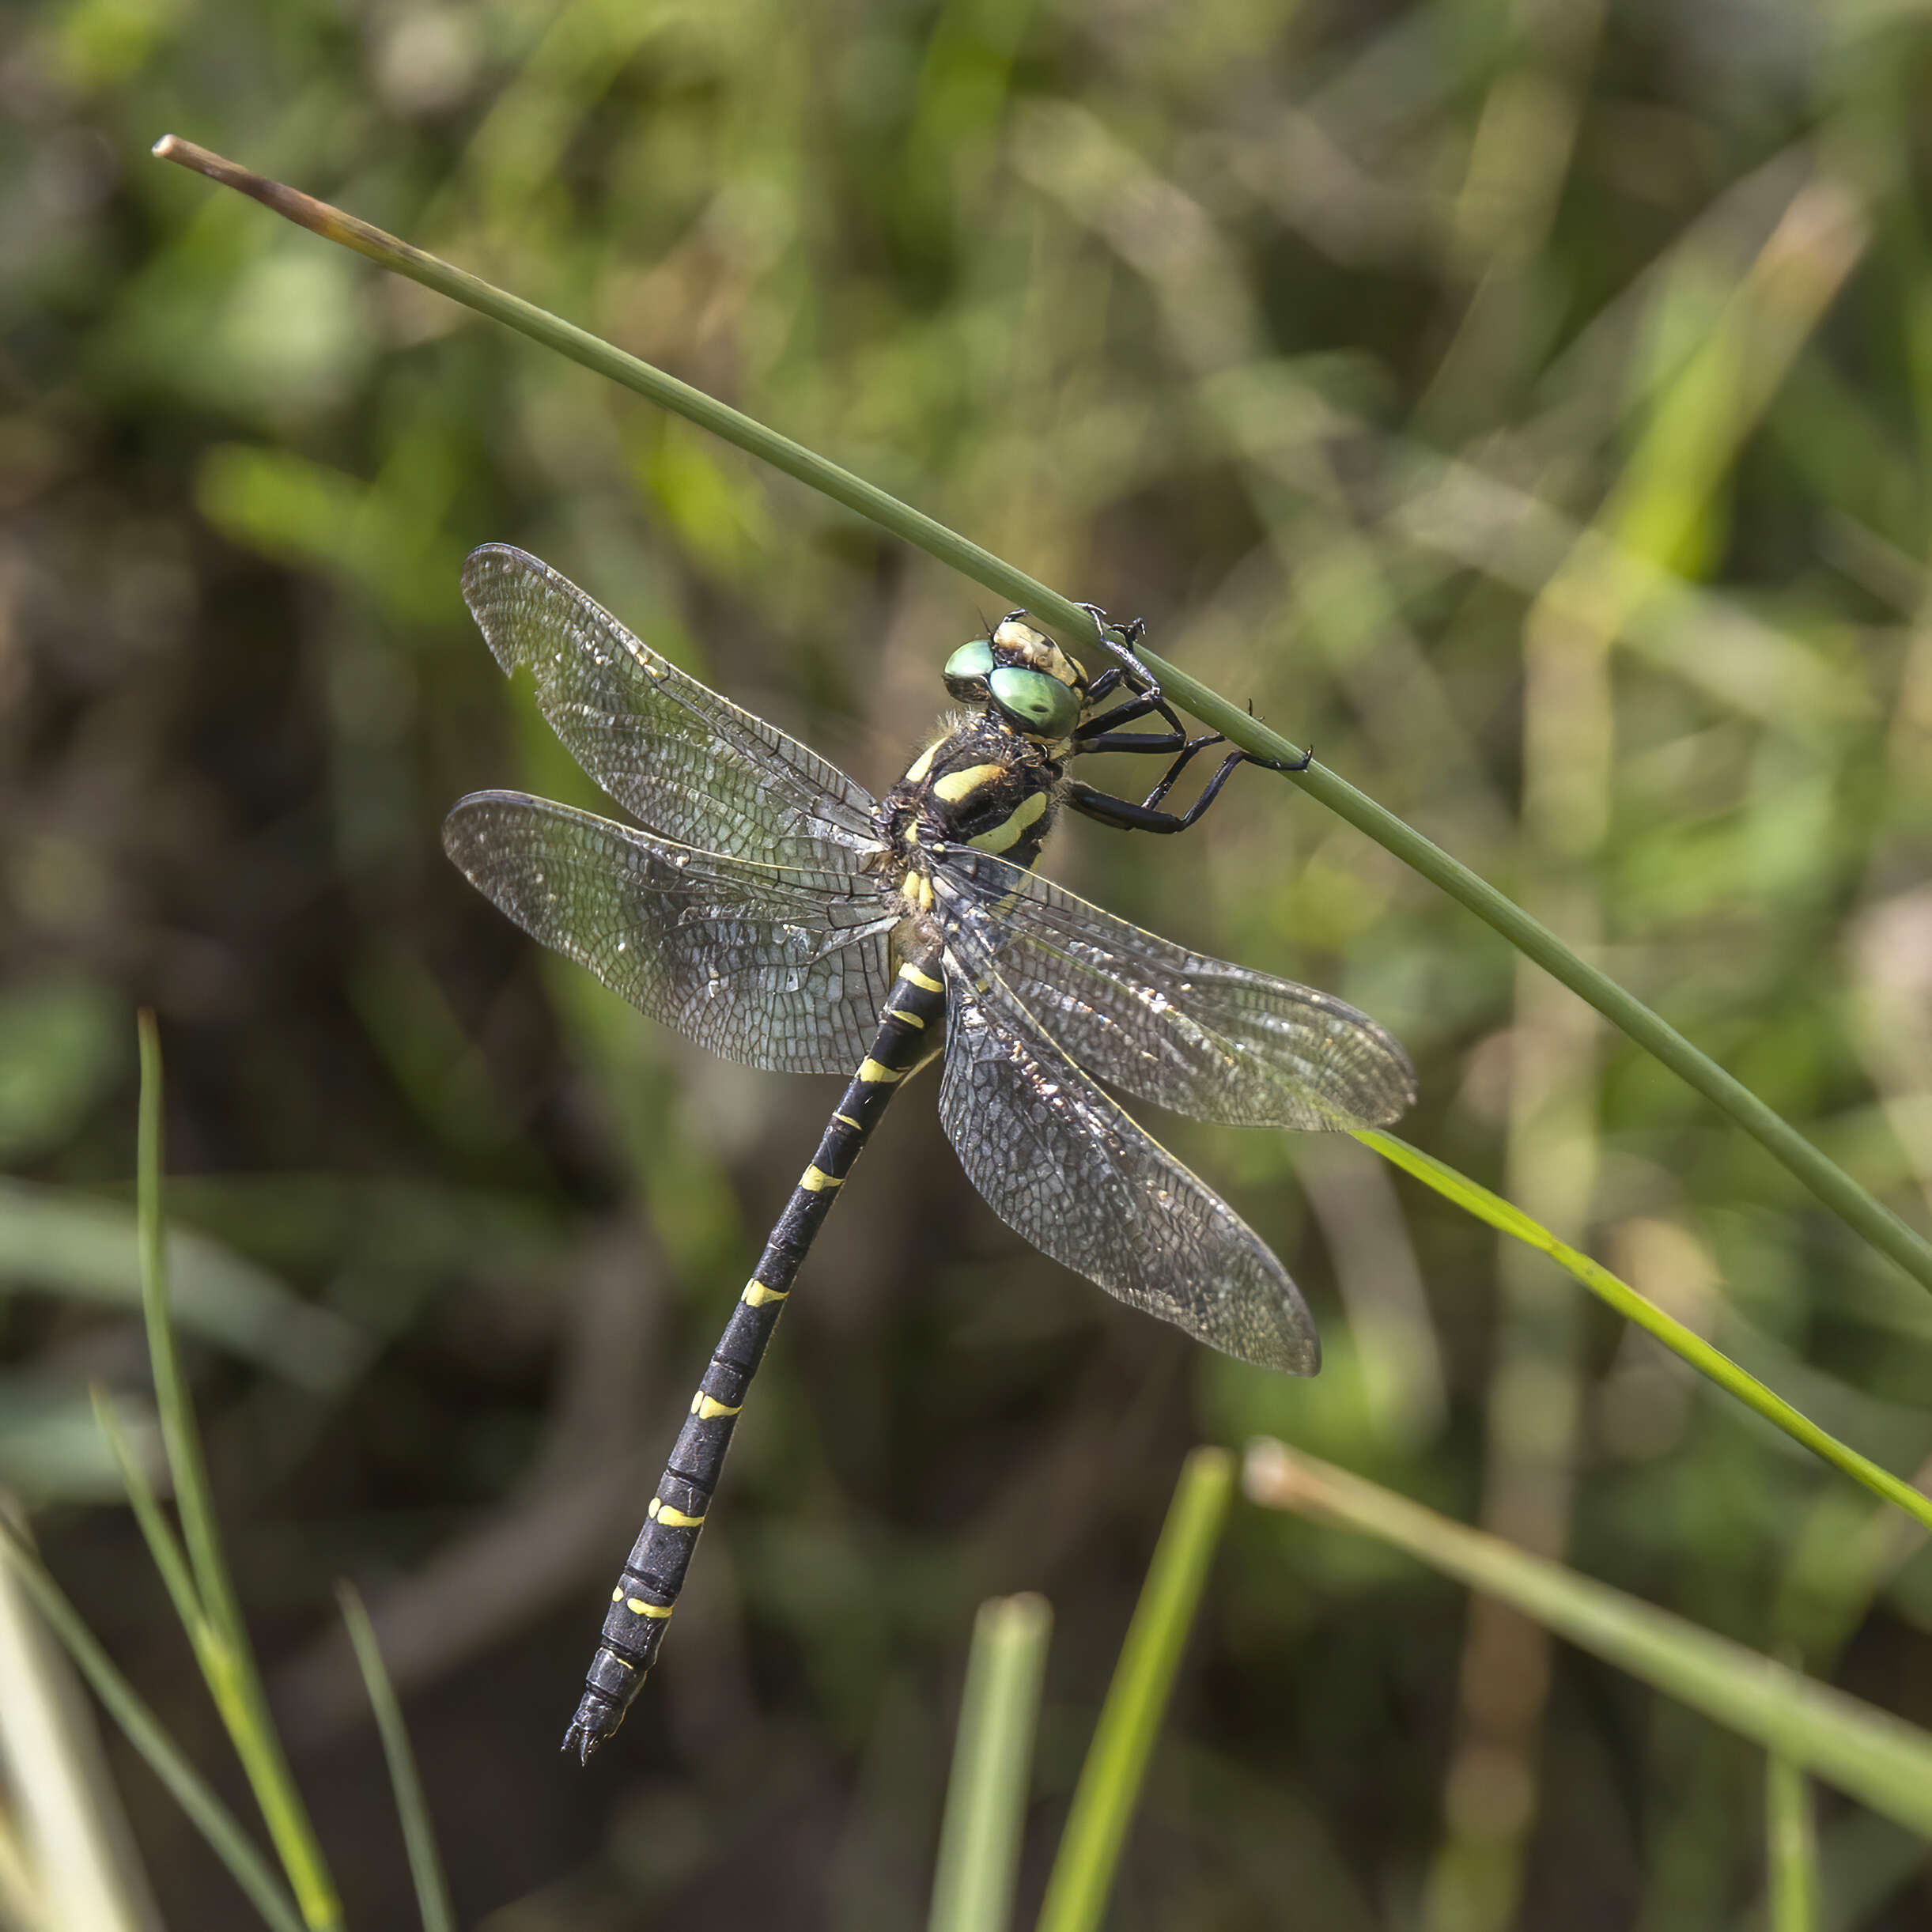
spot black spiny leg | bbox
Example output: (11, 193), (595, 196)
(1071, 630), (1204, 760)
(1067, 603), (1311, 833)
(1076, 602), (1160, 700)
(1074, 681), (1193, 752)
(1068, 734), (1314, 835)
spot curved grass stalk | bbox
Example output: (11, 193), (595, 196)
(1767, 1750), (1820, 1932)
(1035, 1448), (1233, 1932)
(146, 137), (1932, 1302)
(337, 1585), (455, 1932)
(1245, 1439), (1932, 1839)
(134, 1016), (342, 1930)
(1357, 1129), (1932, 1537)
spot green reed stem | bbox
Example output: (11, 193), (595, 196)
(1244, 1440), (1932, 1840)
(148, 137), (1932, 1300)
(135, 1015), (342, 1930)
(338, 1583), (455, 1932)
(929, 1594), (1053, 1932)
(1035, 1448), (1233, 1932)
(1358, 1129), (1932, 1536)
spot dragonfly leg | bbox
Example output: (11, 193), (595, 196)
(1074, 602), (1158, 701)
(1075, 686), (1193, 746)
(1065, 736), (1312, 834)
(1071, 618), (1309, 788)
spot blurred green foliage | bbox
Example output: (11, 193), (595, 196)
(5, 0), (1932, 1926)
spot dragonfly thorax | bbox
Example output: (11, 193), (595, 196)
(875, 706), (1064, 887)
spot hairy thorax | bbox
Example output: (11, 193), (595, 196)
(871, 710), (1067, 919)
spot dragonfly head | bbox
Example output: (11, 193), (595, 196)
(943, 613), (1085, 741)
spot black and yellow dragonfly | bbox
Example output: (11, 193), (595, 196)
(443, 545), (1416, 1760)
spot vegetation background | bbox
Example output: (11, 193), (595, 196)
(5, 0), (1932, 1925)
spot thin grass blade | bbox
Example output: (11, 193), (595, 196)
(134, 1015), (342, 1931)
(928, 1593), (1053, 1932)
(89, 1389), (210, 1654)
(146, 137), (1099, 656)
(1244, 1440), (1932, 1839)
(1355, 1129), (1932, 1535)
(1035, 1448), (1234, 1932)
(134, 1014), (228, 1619)
(335, 1583), (455, 1932)
(0, 1514), (305, 1932)
(1768, 1753), (1820, 1932)
(144, 137), (1932, 1302)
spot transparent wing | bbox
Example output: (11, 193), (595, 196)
(445, 792), (899, 1075)
(463, 545), (882, 866)
(932, 851), (1414, 1130)
(937, 917), (1320, 1374)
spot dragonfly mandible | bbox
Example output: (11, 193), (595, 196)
(442, 545), (1416, 1760)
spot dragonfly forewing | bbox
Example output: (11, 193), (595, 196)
(463, 545), (882, 864)
(444, 791), (900, 1075)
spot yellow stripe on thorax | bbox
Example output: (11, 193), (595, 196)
(966, 789), (1048, 853)
(932, 762), (1005, 804)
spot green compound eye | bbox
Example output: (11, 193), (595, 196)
(989, 665), (1079, 737)
(943, 639), (995, 696)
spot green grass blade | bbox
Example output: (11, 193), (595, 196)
(1242, 741), (1930, 1303)
(144, 136), (1932, 1302)
(89, 1387), (212, 1654)
(1244, 1440), (1932, 1839)
(1035, 1448), (1234, 1932)
(928, 1594), (1053, 1932)
(335, 1583), (455, 1932)
(1355, 1129), (1932, 1536)
(134, 1012), (226, 1622)
(0, 1515), (305, 1932)
(134, 1015), (342, 1932)
(1767, 1753), (1820, 1932)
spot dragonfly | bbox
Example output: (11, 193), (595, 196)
(443, 544), (1416, 1760)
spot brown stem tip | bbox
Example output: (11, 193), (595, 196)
(149, 134), (405, 268)
(1242, 1436), (1328, 1514)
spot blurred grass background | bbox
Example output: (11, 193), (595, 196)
(5, 0), (1932, 1925)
